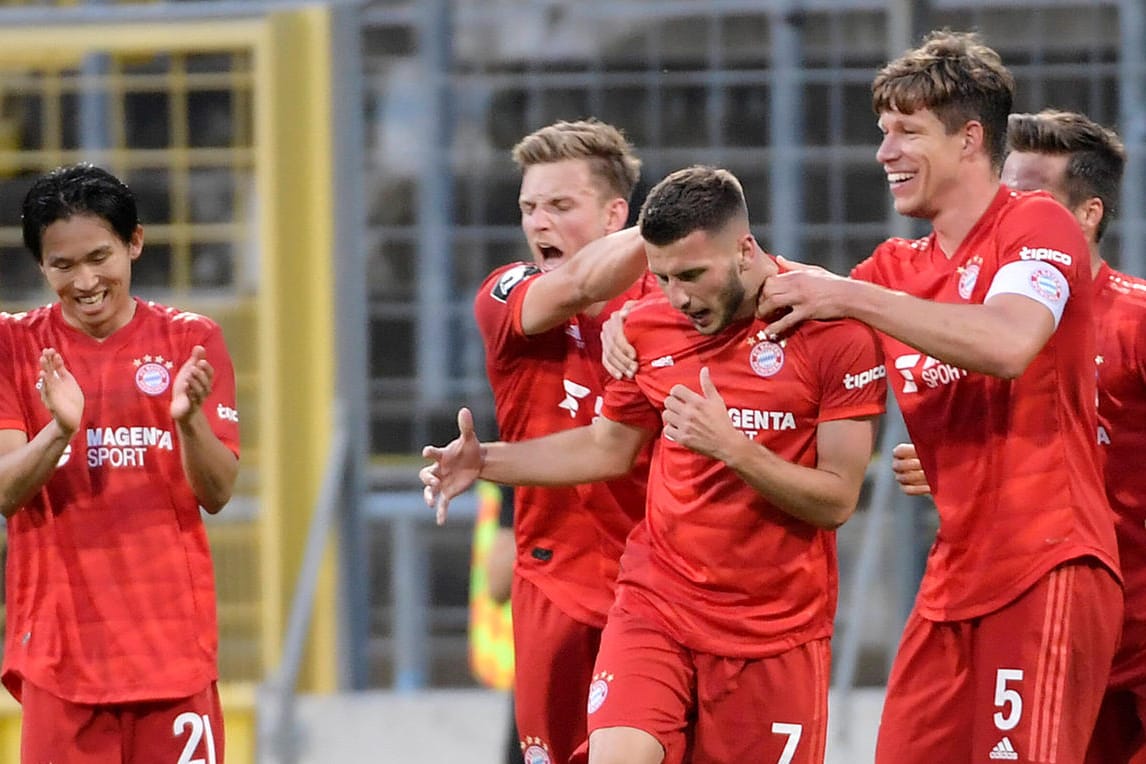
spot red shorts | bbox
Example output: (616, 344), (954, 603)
(1085, 610), (1146, 763)
(511, 575), (603, 764)
(876, 559), (1121, 764)
(20, 681), (224, 764)
(583, 602), (829, 764)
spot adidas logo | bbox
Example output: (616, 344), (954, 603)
(650, 355), (674, 368)
(989, 737), (1018, 760)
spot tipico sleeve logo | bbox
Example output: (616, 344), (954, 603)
(133, 355), (174, 396)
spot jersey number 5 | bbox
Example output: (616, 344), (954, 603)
(174, 712), (218, 764)
(993, 668), (1024, 731)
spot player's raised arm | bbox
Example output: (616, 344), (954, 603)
(0, 349), (84, 518)
(519, 227), (648, 336)
(171, 345), (239, 514)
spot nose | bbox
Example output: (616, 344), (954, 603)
(523, 207), (551, 232)
(666, 281), (690, 312)
(73, 263), (99, 291)
(876, 133), (898, 164)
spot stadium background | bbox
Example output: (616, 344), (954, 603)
(0, 0), (1139, 760)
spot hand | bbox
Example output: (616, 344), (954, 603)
(757, 256), (851, 337)
(602, 300), (639, 380)
(171, 345), (214, 423)
(891, 442), (932, 496)
(661, 367), (739, 460)
(420, 407), (484, 525)
(38, 348), (83, 435)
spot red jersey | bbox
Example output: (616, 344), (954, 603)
(852, 187), (1118, 621)
(1094, 263), (1146, 615)
(600, 294), (886, 658)
(474, 263), (653, 628)
(0, 299), (240, 704)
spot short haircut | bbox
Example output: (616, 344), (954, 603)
(511, 119), (641, 202)
(22, 163), (139, 262)
(1007, 109), (1126, 242)
(872, 30), (1014, 171)
(638, 165), (748, 247)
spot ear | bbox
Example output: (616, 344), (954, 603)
(961, 120), (985, 158)
(603, 198), (629, 234)
(128, 224), (144, 262)
(738, 233), (757, 271)
(1075, 197), (1104, 242)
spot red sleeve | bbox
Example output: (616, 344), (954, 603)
(995, 192), (1090, 290)
(810, 319), (887, 423)
(600, 301), (664, 433)
(0, 316), (24, 432)
(198, 321), (240, 457)
(472, 262), (544, 364)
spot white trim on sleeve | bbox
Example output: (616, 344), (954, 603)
(983, 260), (1070, 327)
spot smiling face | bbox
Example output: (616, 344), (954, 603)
(40, 214), (141, 339)
(518, 158), (626, 271)
(646, 227), (751, 335)
(876, 107), (969, 220)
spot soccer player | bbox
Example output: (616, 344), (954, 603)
(0, 163), (240, 762)
(424, 165), (886, 764)
(752, 32), (1122, 763)
(894, 109), (1145, 763)
(472, 119), (654, 764)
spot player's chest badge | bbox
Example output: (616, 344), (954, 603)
(956, 255), (983, 300)
(133, 355), (174, 396)
(747, 331), (786, 378)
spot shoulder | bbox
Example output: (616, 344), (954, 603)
(997, 188), (1077, 229)
(853, 236), (927, 277)
(141, 301), (223, 337)
(476, 262), (542, 305)
(1102, 268), (1146, 309)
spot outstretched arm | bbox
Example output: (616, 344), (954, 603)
(0, 349), (84, 518)
(420, 407), (651, 524)
(519, 227), (647, 335)
(664, 367), (876, 529)
(171, 345), (239, 513)
(758, 257), (1055, 379)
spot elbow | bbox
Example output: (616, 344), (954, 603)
(987, 348), (1037, 380)
(814, 496), (859, 531)
(198, 486), (234, 515)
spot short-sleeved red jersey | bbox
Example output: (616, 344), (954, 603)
(600, 293), (886, 658)
(1094, 263), (1146, 614)
(852, 187), (1118, 621)
(474, 263), (653, 628)
(0, 299), (240, 704)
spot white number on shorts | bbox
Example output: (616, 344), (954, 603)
(772, 722), (803, 764)
(993, 668), (1024, 731)
(174, 712), (218, 764)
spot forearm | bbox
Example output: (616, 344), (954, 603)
(719, 437), (862, 530)
(521, 228), (647, 335)
(0, 422), (73, 518)
(176, 411), (239, 513)
(843, 281), (1044, 378)
(480, 424), (639, 487)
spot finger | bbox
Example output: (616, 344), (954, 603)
(891, 442), (918, 460)
(422, 445), (444, 460)
(457, 407), (475, 438)
(775, 254), (809, 270)
(764, 308), (801, 339)
(435, 494), (450, 526)
(423, 484), (436, 508)
(698, 367), (720, 400)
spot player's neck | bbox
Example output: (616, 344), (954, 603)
(930, 176), (1002, 259)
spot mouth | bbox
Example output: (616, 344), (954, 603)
(887, 171), (916, 188)
(74, 291), (107, 311)
(536, 244), (565, 269)
(685, 309), (711, 329)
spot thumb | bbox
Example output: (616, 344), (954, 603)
(775, 254), (808, 271)
(699, 367), (720, 400)
(457, 407), (475, 438)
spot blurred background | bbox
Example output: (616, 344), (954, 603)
(0, 0), (1140, 761)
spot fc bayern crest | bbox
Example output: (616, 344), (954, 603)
(1029, 266), (1064, 301)
(958, 261), (981, 300)
(521, 741), (552, 764)
(587, 678), (609, 714)
(135, 362), (171, 396)
(750, 340), (785, 377)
